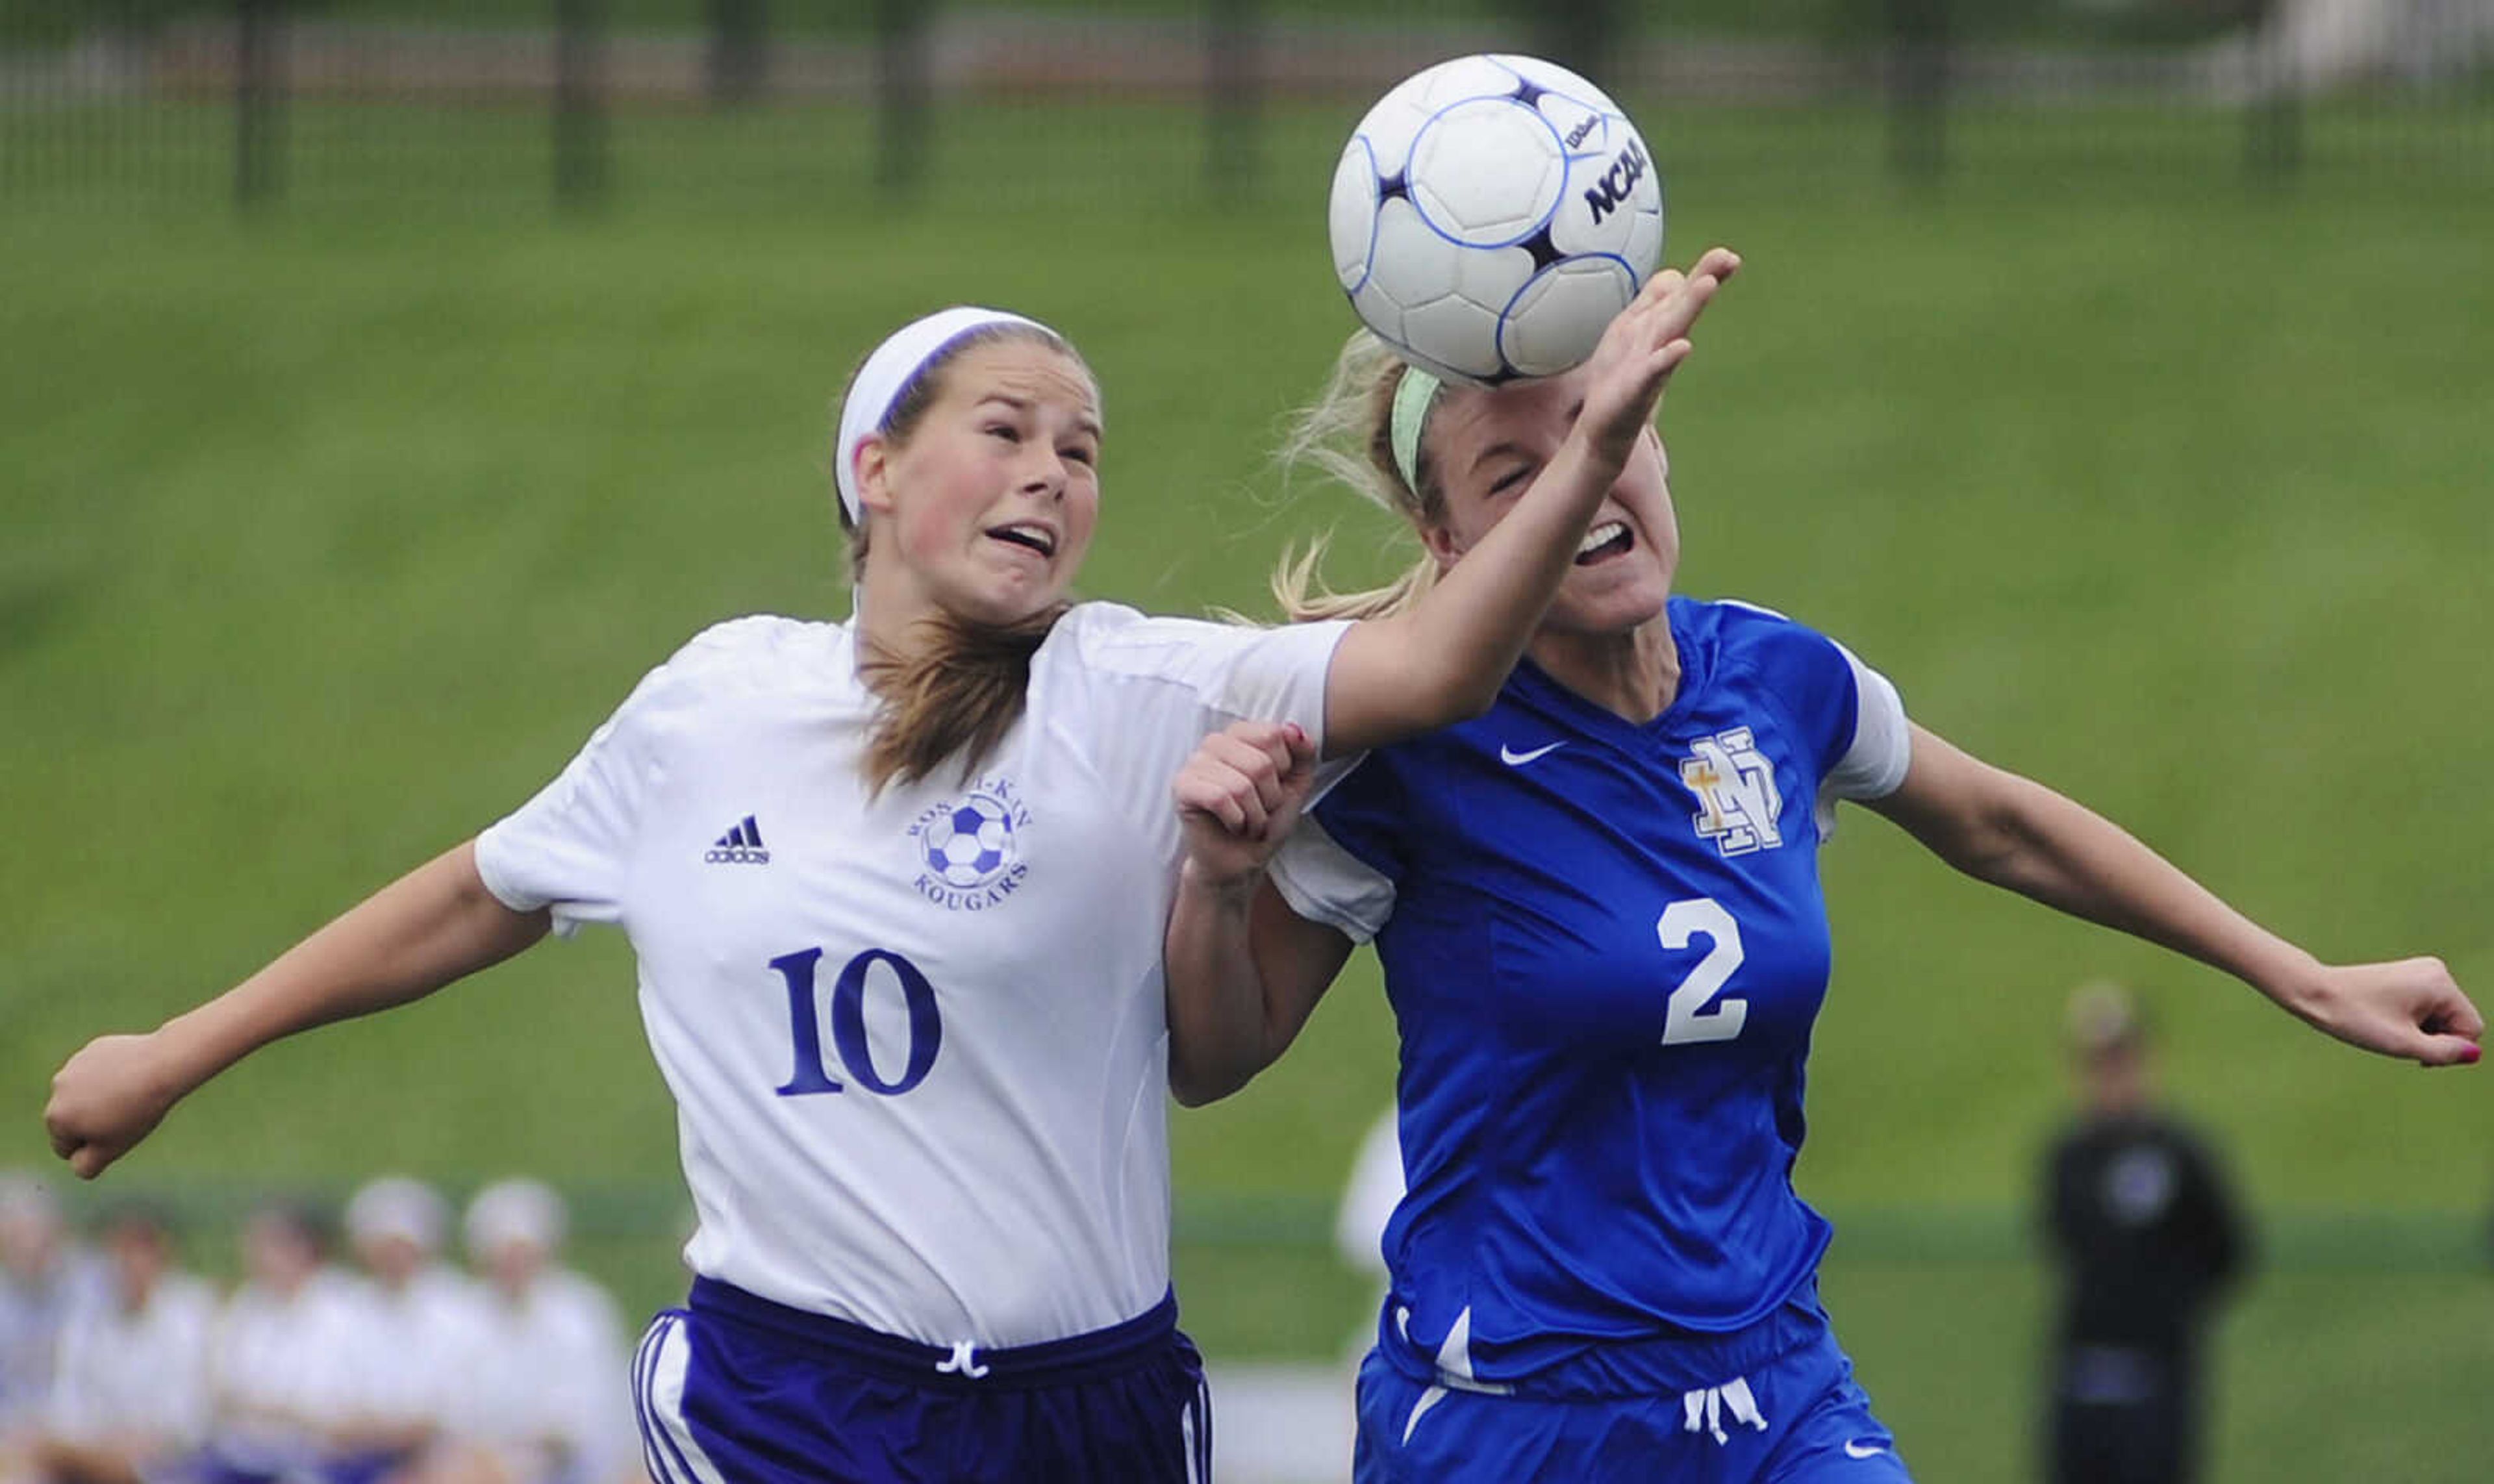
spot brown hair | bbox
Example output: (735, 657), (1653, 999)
(835, 321), (1094, 794)
(1270, 331), (1450, 623)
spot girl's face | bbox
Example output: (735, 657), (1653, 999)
(242, 1213), (319, 1290)
(855, 339), (1103, 629)
(1419, 366), (1680, 640)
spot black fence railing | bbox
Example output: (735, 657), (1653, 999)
(3, 0), (2489, 210)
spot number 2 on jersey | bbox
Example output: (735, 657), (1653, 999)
(1656, 897), (1747, 1046)
(771, 947), (944, 1097)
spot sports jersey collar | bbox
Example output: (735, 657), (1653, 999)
(1505, 596), (1711, 751)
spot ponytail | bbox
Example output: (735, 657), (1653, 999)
(855, 605), (1068, 794)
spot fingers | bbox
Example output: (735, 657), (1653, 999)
(2412, 959), (2482, 1066)
(69, 1144), (112, 1181)
(1173, 722), (1315, 840)
(2321, 957), (2482, 1068)
(1690, 245), (1743, 285)
(2415, 1034), (2482, 1069)
(2417, 961), (2483, 1041)
(1646, 268), (1724, 344)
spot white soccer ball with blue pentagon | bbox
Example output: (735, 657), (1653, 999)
(922, 794), (1015, 888)
(1329, 53), (1666, 386)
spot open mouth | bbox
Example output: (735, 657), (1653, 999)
(1574, 520), (1633, 566)
(986, 522), (1059, 559)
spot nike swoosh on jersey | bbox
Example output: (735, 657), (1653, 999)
(1843, 1441), (1889, 1460)
(1498, 741), (1567, 766)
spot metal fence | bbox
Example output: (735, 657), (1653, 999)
(3, 1), (2490, 208)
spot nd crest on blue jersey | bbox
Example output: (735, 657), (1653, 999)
(905, 775), (1034, 911)
(1680, 727), (1783, 857)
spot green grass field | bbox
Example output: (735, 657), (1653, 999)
(5, 96), (2492, 1479)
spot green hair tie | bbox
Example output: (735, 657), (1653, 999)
(1389, 364), (1442, 496)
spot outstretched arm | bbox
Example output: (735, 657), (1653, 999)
(1320, 247), (1741, 756)
(1165, 722), (1359, 1105)
(44, 842), (548, 1177)
(1865, 724), (2482, 1066)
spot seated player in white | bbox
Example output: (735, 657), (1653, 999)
(334, 1178), (491, 1478)
(199, 1204), (375, 1484)
(27, 1204), (216, 1484)
(440, 1179), (633, 1484)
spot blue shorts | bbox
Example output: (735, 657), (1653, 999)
(632, 1277), (1211, 1484)
(1352, 1296), (1911, 1484)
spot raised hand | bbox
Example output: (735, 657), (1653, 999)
(1172, 721), (1319, 891)
(1574, 245), (1742, 470)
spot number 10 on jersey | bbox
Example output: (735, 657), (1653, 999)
(771, 948), (944, 1097)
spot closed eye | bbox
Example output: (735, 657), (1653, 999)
(985, 422), (1022, 443)
(1489, 463), (1534, 497)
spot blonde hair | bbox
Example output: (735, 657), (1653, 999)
(834, 321), (1093, 794)
(1271, 331), (1448, 623)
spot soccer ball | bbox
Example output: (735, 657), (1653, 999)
(1328, 53), (1666, 386)
(921, 794), (1015, 888)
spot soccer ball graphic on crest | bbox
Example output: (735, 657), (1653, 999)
(921, 793), (1016, 888)
(1329, 53), (1665, 386)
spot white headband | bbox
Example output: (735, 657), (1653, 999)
(834, 306), (1053, 526)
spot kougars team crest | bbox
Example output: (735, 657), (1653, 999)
(1680, 729), (1783, 857)
(906, 776), (1033, 911)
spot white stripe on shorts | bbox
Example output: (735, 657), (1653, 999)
(633, 1313), (733, 1484)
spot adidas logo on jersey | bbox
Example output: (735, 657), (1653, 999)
(705, 815), (770, 864)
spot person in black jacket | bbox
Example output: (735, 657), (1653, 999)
(2041, 982), (2249, 1484)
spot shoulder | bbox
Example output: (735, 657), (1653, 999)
(614, 613), (846, 727)
(657, 613), (841, 690)
(1042, 601), (1344, 701)
(1682, 596), (1848, 680)
(1047, 601), (1241, 670)
(542, 1269), (624, 1327)
(2152, 1114), (2231, 1170)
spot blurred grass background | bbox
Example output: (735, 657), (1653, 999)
(4, 84), (2491, 1480)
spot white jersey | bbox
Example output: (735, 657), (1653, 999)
(0, 1250), (109, 1425)
(344, 1265), (491, 1428)
(208, 1268), (372, 1458)
(475, 604), (1347, 1348)
(47, 1273), (216, 1446)
(453, 1270), (633, 1484)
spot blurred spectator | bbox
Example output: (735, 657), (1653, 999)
(1, 1176), (108, 1437)
(440, 1179), (634, 1484)
(1332, 1107), (1402, 1370)
(27, 1203), (216, 1484)
(199, 1201), (373, 1484)
(2040, 983), (2250, 1484)
(335, 1177), (489, 1482)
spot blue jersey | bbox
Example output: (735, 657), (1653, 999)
(1270, 597), (1911, 1386)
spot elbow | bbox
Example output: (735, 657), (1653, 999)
(1168, 1058), (1252, 1109)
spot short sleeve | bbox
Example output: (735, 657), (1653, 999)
(1048, 605), (1354, 844)
(1065, 605), (1352, 752)
(470, 627), (729, 938)
(1267, 754), (1405, 943)
(1824, 641), (1911, 801)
